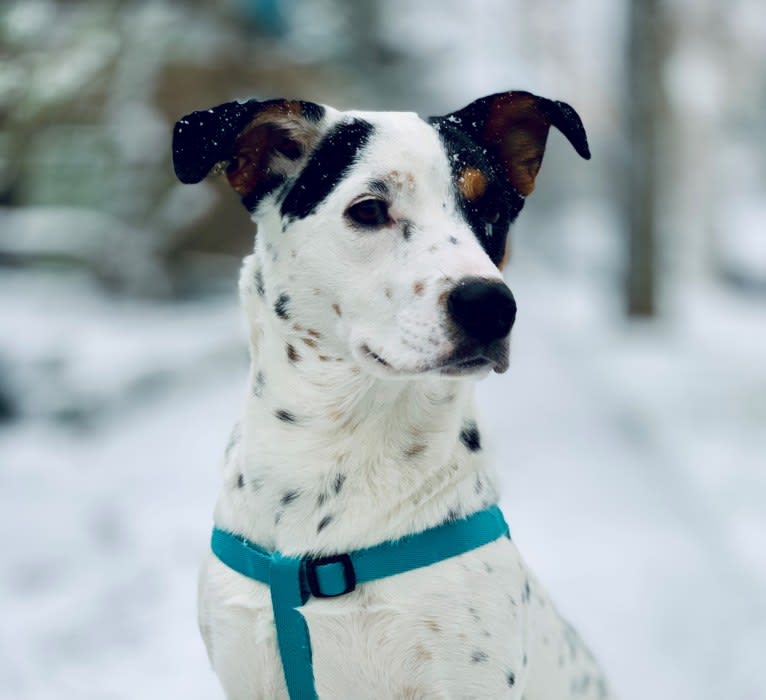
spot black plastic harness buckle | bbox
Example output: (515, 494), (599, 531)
(305, 553), (356, 598)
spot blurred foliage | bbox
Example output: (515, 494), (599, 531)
(1, 0), (765, 300)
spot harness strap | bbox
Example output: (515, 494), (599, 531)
(211, 505), (510, 699)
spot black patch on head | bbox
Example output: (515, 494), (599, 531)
(280, 119), (374, 221)
(459, 421), (482, 452)
(274, 293), (290, 319)
(333, 473), (346, 494)
(275, 409), (297, 423)
(317, 514), (334, 533)
(429, 118), (521, 264)
(281, 489), (300, 506)
(471, 650), (489, 663)
(241, 174), (286, 212)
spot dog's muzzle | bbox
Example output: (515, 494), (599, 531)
(439, 278), (515, 375)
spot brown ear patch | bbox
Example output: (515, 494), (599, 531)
(226, 101), (321, 196)
(458, 167), (488, 201)
(484, 93), (550, 197)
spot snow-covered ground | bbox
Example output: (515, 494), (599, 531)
(1, 239), (764, 699)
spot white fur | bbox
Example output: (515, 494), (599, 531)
(198, 106), (614, 699)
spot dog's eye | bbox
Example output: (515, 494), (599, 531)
(346, 199), (390, 228)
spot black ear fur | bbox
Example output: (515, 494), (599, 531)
(535, 97), (591, 160)
(440, 91), (590, 162)
(172, 99), (262, 184)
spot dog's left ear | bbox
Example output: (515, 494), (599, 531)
(435, 91), (590, 196)
(172, 98), (325, 203)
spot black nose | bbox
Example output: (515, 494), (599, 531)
(447, 278), (516, 343)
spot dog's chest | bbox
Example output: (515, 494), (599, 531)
(200, 537), (531, 700)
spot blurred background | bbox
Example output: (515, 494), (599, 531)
(1, 1), (764, 698)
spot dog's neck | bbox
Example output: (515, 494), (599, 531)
(214, 255), (499, 556)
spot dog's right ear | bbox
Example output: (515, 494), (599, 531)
(172, 98), (326, 208)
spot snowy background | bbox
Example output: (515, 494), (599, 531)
(1, 1), (765, 699)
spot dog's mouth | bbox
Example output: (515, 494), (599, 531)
(357, 340), (509, 378)
(437, 340), (509, 377)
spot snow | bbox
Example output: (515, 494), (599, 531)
(1, 238), (764, 699)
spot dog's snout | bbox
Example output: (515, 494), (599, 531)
(447, 278), (516, 343)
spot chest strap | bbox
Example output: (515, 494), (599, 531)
(211, 505), (510, 700)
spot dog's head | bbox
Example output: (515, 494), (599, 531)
(172, 93), (589, 379)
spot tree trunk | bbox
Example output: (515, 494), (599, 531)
(625, 0), (666, 317)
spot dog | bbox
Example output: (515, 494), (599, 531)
(172, 91), (614, 699)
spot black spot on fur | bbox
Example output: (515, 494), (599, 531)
(333, 473), (346, 494)
(236, 473), (244, 489)
(274, 293), (290, 319)
(254, 268), (265, 297)
(281, 119), (374, 220)
(281, 489), (300, 506)
(523, 579), (531, 603)
(275, 409), (297, 423)
(253, 371), (265, 397)
(446, 509), (460, 522)
(286, 344), (301, 363)
(507, 671), (516, 687)
(474, 475), (484, 494)
(225, 424), (241, 462)
(471, 650), (489, 663)
(317, 514), (334, 533)
(460, 421), (481, 452)
(402, 221), (413, 241)
(274, 511), (283, 525)
(317, 492), (328, 507)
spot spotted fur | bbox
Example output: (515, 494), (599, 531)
(175, 92), (613, 699)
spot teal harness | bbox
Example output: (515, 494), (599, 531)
(211, 505), (510, 700)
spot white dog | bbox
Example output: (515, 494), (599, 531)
(172, 92), (614, 699)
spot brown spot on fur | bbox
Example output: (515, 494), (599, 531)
(438, 289), (450, 306)
(307, 329), (321, 339)
(404, 442), (427, 458)
(426, 620), (442, 633)
(413, 281), (425, 296)
(286, 344), (301, 363)
(302, 337), (317, 349)
(458, 166), (488, 201)
(414, 644), (433, 662)
(332, 303), (342, 317)
(292, 322), (303, 332)
(319, 355), (331, 362)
